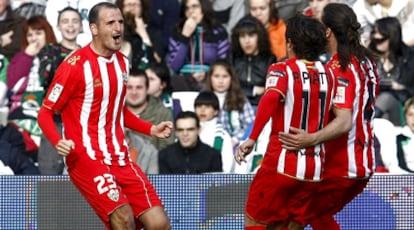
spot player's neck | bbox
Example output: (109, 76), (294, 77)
(90, 41), (114, 57)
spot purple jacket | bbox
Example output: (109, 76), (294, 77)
(167, 25), (229, 73)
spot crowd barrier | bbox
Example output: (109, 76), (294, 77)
(0, 174), (413, 230)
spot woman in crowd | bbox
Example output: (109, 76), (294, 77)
(369, 17), (414, 126)
(204, 59), (255, 149)
(7, 15), (56, 117)
(145, 62), (182, 119)
(248, 0), (286, 60)
(230, 15), (276, 106)
(116, 0), (158, 71)
(167, 0), (229, 90)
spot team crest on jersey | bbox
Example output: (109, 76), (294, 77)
(48, 84), (63, 102)
(334, 86), (346, 104)
(67, 55), (80, 66)
(94, 78), (102, 87)
(337, 77), (349, 87)
(107, 188), (120, 202)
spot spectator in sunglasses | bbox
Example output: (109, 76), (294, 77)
(369, 17), (414, 126)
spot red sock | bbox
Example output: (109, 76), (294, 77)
(245, 226), (266, 230)
(310, 215), (340, 230)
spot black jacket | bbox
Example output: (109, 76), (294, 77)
(158, 139), (222, 174)
(230, 54), (276, 105)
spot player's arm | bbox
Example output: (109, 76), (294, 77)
(279, 106), (352, 150)
(235, 89), (282, 164)
(124, 107), (172, 138)
(38, 107), (74, 156)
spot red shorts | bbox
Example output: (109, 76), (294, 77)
(245, 167), (319, 226)
(67, 154), (162, 229)
(307, 175), (369, 221)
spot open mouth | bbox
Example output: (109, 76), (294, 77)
(113, 35), (122, 42)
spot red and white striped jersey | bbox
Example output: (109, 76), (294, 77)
(260, 58), (335, 181)
(325, 54), (379, 178)
(42, 45), (132, 166)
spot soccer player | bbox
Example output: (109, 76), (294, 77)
(279, 3), (379, 230)
(235, 14), (335, 230)
(37, 2), (172, 229)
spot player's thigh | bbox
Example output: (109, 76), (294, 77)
(138, 206), (170, 228)
(68, 157), (129, 224)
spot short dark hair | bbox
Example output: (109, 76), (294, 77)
(194, 91), (219, 111)
(175, 111), (200, 128)
(129, 68), (149, 88)
(286, 14), (327, 61)
(57, 7), (81, 24)
(88, 2), (119, 25)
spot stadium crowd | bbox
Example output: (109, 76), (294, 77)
(0, 0), (414, 175)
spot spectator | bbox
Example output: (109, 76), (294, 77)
(211, 0), (247, 35)
(167, 0), (230, 91)
(13, 0), (46, 19)
(116, 0), (158, 70)
(229, 15), (276, 106)
(6, 15), (56, 157)
(126, 129), (159, 174)
(125, 68), (175, 151)
(248, 0), (286, 60)
(275, 0), (308, 21)
(0, 122), (40, 175)
(194, 91), (234, 173)
(0, 53), (9, 111)
(0, 0), (25, 60)
(45, 0), (112, 46)
(36, 7), (82, 175)
(396, 97), (414, 173)
(369, 17), (414, 126)
(147, 0), (180, 60)
(204, 59), (255, 148)
(145, 62), (182, 119)
(304, 0), (335, 21)
(352, 0), (414, 47)
(159, 111), (223, 174)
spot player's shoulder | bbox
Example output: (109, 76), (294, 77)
(60, 46), (89, 69)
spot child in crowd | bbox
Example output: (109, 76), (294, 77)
(194, 91), (235, 173)
(204, 59), (255, 149)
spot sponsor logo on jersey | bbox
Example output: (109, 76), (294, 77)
(337, 77), (349, 87)
(67, 55), (80, 66)
(268, 70), (284, 78)
(94, 78), (102, 87)
(107, 189), (120, 202)
(48, 84), (63, 103)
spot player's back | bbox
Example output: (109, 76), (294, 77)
(263, 57), (335, 180)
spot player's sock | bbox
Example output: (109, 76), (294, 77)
(245, 226), (266, 230)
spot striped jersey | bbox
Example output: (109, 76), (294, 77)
(42, 45), (133, 166)
(261, 58), (335, 181)
(325, 54), (379, 178)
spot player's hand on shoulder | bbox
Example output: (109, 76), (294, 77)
(55, 139), (75, 156)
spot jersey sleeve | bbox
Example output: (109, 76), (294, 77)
(41, 55), (79, 112)
(264, 62), (288, 98)
(331, 66), (356, 110)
